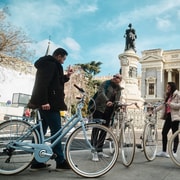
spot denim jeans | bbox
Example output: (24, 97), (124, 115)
(39, 110), (65, 164)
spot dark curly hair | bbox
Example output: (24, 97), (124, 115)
(165, 82), (177, 102)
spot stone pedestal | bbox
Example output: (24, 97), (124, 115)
(118, 49), (144, 106)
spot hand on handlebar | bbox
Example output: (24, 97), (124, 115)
(106, 101), (113, 107)
(134, 102), (140, 109)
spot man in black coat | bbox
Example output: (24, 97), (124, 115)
(29, 48), (73, 171)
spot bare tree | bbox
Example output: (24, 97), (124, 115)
(0, 9), (34, 61)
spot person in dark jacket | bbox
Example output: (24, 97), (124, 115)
(91, 74), (122, 161)
(29, 48), (73, 171)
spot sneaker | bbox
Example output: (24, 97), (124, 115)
(173, 153), (177, 158)
(56, 160), (71, 171)
(30, 163), (51, 171)
(98, 152), (110, 158)
(92, 152), (99, 161)
(156, 151), (170, 158)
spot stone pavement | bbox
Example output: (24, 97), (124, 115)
(1, 146), (179, 180)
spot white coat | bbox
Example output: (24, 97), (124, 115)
(156, 90), (180, 121)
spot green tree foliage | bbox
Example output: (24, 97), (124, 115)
(76, 61), (103, 115)
(77, 61), (102, 80)
(0, 9), (34, 61)
(76, 60), (102, 90)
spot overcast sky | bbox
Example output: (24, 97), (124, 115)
(1, 0), (180, 76)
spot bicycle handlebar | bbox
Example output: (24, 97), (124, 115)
(114, 102), (140, 109)
(134, 102), (140, 109)
(74, 84), (85, 93)
(144, 101), (162, 107)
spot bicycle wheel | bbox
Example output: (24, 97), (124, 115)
(143, 122), (158, 161)
(65, 123), (119, 178)
(0, 120), (38, 175)
(120, 121), (135, 167)
(168, 129), (180, 167)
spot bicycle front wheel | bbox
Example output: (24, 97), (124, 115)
(0, 120), (38, 175)
(108, 123), (121, 154)
(143, 122), (158, 161)
(168, 129), (180, 167)
(120, 121), (135, 167)
(65, 123), (119, 178)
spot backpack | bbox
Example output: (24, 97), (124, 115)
(88, 80), (110, 113)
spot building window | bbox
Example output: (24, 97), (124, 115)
(149, 83), (154, 95)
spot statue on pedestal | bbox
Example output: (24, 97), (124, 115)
(124, 23), (137, 52)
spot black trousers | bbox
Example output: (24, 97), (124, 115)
(162, 113), (179, 153)
(91, 107), (113, 152)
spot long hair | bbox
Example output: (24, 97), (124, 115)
(165, 82), (177, 102)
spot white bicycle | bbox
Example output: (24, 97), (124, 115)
(108, 101), (139, 167)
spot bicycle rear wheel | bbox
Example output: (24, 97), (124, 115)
(65, 123), (119, 178)
(143, 122), (158, 161)
(0, 120), (38, 175)
(120, 121), (135, 167)
(168, 129), (180, 167)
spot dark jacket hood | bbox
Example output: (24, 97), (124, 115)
(34, 55), (58, 69)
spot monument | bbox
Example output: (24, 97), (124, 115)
(119, 23), (144, 106)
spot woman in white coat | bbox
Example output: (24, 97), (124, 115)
(156, 82), (180, 158)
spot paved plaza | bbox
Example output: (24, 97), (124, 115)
(0, 146), (179, 180)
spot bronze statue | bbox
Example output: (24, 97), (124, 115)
(124, 23), (137, 52)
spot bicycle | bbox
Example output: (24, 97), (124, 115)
(0, 84), (119, 178)
(108, 101), (139, 167)
(168, 123), (180, 167)
(142, 102), (160, 161)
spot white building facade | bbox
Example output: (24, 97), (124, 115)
(140, 49), (180, 103)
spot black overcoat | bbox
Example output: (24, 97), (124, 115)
(29, 55), (69, 111)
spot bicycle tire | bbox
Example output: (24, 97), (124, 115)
(143, 122), (158, 161)
(120, 121), (135, 167)
(168, 129), (180, 167)
(65, 123), (119, 178)
(108, 122), (121, 154)
(0, 120), (38, 175)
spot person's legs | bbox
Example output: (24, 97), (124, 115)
(40, 110), (70, 170)
(40, 110), (65, 164)
(162, 113), (171, 152)
(171, 120), (179, 153)
(30, 110), (51, 169)
(96, 107), (113, 152)
(91, 111), (103, 148)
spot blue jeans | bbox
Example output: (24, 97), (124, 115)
(39, 110), (65, 164)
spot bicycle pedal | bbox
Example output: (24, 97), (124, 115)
(50, 153), (57, 159)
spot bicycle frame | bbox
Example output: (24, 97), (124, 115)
(145, 105), (158, 124)
(112, 101), (137, 167)
(8, 93), (94, 163)
(141, 102), (161, 161)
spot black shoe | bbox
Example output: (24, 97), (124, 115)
(56, 160), (71, 171)
(30, 163), (51, 171)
